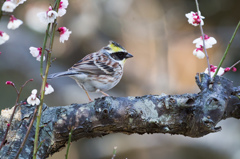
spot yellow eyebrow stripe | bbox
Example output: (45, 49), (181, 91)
(109, 43), (123, 52)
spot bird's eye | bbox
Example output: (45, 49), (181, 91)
(117, 52), (124, 59)
(110, 52), (126, 60)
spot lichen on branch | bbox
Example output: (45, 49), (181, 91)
(0, 74), (240, 158)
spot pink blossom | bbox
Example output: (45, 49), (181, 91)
(29, 47), (45, 61)
(58, 27), (72, 43)
(185, 11), (204, 26)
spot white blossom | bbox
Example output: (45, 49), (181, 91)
(27, 89), (40, 106)
(45, 83), (54, 95)
(1, 1), (17, 12)
(7, 15), (23, 30)
(204, 65), (225, 78)
(37, 7), (58, 24)
(29, 46), (45, 61)
(193, 34), (217, 49)
(185, 11), (204, 26)
(58, 0), (69, 17)
(0, 31), (10, 45)
(13, 0), (27, 6)
(193, 46), (205, 59)
(58, 27), (72, 43)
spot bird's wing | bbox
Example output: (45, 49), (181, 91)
(69, 52), (115, 75)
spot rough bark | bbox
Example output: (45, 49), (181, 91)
(0, 73), (240, 159)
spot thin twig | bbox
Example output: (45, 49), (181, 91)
(34, 139), (45, 156)
(12, 84), (19, 97)
(229, 60), (240, 70)
(65, 127), (74, 159)
(16, 79), (33, 104)
(221, 60), (240, 76)
(40, 24), (51, 77)
(33, 26), (57, 159)
(195, 0), (211, 77)
(33, 1), (61, 158)
(14, 105), (39, 159)
(0, 79), (33, 151)
(213, 21), (240, 78)
(0, 103), (20, 151)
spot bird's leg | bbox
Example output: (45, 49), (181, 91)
(100, 91), (109, 96)
(84, 89), (92, 102)
(79, 83), (92, 102)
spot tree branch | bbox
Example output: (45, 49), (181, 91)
(0, 73), (239, 158)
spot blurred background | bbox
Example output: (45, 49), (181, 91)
(1, 0), (240, 158)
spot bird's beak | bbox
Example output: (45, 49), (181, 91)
(126, 53), (133, 59)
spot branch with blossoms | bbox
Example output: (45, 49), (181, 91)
(0, 79), (32, 151)
(26, 0), (71, 158)
(185, 0), (240, 79)
(0, 0), (25, 46)
(1, 74), (240, 158)
(1, 0), (240, 158)
(0, 0), (71, 158)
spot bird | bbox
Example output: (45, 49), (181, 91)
(47, 41), (133, 101)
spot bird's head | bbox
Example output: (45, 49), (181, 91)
(103, 41), (133, 65)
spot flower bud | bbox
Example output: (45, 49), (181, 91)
(224, 67), (230, 72)
(232, 67), (237, 72)
(5, 81), (14, 86)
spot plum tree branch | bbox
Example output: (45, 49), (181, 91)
(0, 74), (239, 159)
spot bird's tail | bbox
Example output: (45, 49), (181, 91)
(47, 71), (79, 79)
